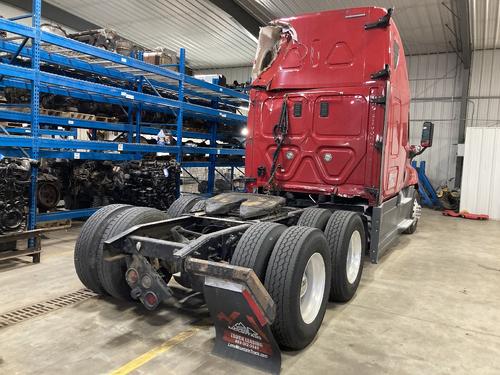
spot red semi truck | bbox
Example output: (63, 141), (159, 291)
(75, 7), (432, 372)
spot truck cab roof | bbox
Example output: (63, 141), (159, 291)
(252, 7), (407, 92)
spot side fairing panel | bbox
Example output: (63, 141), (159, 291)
(379, 23), (414, 203)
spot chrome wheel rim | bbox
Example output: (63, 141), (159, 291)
(300, 252), (326, 324)
(412, 200), (422, 222)
(346, 230), (362, 284)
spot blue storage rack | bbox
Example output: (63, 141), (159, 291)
(0, 0), (248, 227)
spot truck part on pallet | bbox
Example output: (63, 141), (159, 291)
(0, 157), (30, 235)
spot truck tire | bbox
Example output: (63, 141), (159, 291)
(265, 226), (331, 350)
(167, 195), (202, 217)
(97, 207), (169, 300)
(231, 222), (286, 281)
(297, 207), (332, 230)
(74, 204), (131, 294)
(190, 198), (207, 213)
(324, 210), (365, 302)
(403, 199), (420, 234)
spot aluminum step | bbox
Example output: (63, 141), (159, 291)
(398, 219), (414, 230)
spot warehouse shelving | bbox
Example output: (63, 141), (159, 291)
(0, 0), (248, 230)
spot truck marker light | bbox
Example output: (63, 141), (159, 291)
(144, 291), (159, 309)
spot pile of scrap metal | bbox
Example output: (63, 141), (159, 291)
(436, 185), (460, 211)
(67, 29), (141, 58)
(41, 23), (194, 75)
(0, 158), (31, 235)
(117, 160), (180, 210)
(37, 170), (62, 212)
(0, 23), (209, 122)
(48, 159), (180, 210)
(197, 179), (233, 194)
(1, 23), (242, 139)
(180, 137), (245, 162)
(40, 23), (143, 58)
(0, 157), (65, 235)
(144, 47), (178, 67)
(42, 159), (110, 209)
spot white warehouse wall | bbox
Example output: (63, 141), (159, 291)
(407, 53), (463, 187)
(196, 52), (464, 187)
(468, 50), (500, 128)
(460, 127), (500, 220)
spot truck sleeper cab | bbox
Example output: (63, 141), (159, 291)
(74, 7), (433, 373)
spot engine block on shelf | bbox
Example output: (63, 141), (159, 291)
(0, 158), (31, 235)
(50, 158), (180, 211)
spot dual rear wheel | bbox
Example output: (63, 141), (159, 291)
(75, 200), (365, 351)
(231, 207), (366, 350)
(74, 205), (169, 298)
(298, 207), (365, 302)
(76, 195), (207, 298)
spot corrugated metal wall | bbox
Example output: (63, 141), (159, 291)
(195, 66), (253, 85)
(460, 127), (500, 220)
(197, 53), (463, 187)
(407, 53), (463, 187)
(467, 50), (500, 128)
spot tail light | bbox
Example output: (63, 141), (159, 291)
(125, 268), (139, 286)
(143, 291), (159, 310)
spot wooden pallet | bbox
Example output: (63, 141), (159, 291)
(61, 111), (96, 121)
(7, 107), (118, 123)
(39, 108), (121, 123)
(0, 225), (71, 263)
(36, 219), (71, 229)
(95, 115), (118, 123)
(3, 106), (30, 113)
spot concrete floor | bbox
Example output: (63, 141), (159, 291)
(0, 209), (499, 375)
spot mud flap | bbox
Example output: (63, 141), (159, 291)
(186, 258), (281, 374)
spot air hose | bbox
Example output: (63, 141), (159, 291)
(267, 95), (289, 190)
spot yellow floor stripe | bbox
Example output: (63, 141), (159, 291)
(110, 328), (199, 375)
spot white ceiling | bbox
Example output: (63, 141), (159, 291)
(470, 0), (500, 50)
(45, 0), (258, 68)
(237, 0), (458, 56)
(3, 0), (499, 68)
